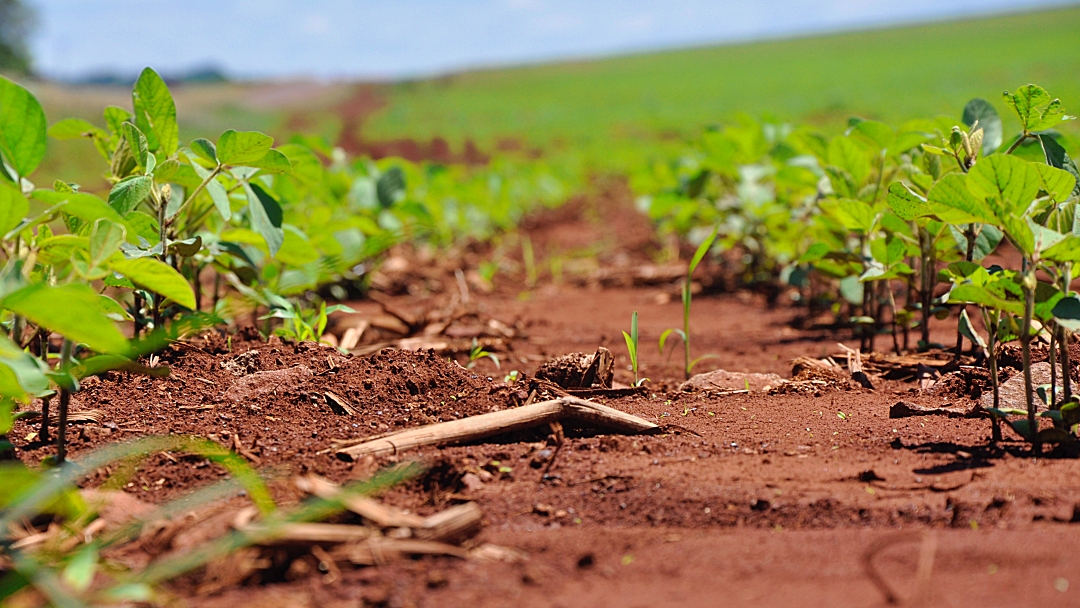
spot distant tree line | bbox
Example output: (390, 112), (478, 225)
(1, 0), (35, 75)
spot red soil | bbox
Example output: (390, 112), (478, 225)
(9, 188), (1080, 607)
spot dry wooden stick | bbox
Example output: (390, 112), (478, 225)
(293, 475), (425, 528)
(19, 410), (104, 425)
(336, 396), (658, 460)
(331, 537), (468, 565)
(415, 502), (483, 544)
(240, 522), (373, 545)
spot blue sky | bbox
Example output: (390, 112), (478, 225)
(28, 0), (1079, 80)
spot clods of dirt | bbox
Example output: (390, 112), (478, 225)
(11, 337), (517, 501)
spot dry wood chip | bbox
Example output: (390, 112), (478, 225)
(324, 391), (357, 416)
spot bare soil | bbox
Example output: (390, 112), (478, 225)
(9, 188), (1080, 607)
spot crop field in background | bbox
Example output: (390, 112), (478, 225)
(29, 5), (1080, 188)
(367, 5), (1080, 151)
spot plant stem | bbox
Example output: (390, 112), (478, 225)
(1021, 265), (1038, 454)
(986, 311), (1002, 443)
(165, 165), (222, 229)
(56, 339), (73, 464)
(955, 223), (978, 360)
(888, 282), (901, 355)
(683, 280), (692, 379)
(918, 226), (934, 350)
(1005, 133), (1032, 156)
(1050, 330), (1058, 409)
(153, 187), (168, 330)
(1060, 266), (1073, 401)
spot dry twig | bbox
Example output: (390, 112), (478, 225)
(335, 396), (657, 460)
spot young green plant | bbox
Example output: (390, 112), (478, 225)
(467, 338), (500, 370)
(621, 311), (647, 387)
(660, 227), (719, 379)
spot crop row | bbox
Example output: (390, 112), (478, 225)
(0, 68), (582, 461)
(634, 84), (1079, 450)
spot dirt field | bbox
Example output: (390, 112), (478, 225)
(9, 191), (1080, 607)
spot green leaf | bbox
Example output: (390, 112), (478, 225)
(886, 182), (933, 220)
(110, 257), (196, 310)
(48, 118), (106, 140)
(890, 131), (933, 156)
(1040, 134), (1080, 198)
(0, 75), (48, 178)
(121, 122), (149, 172)
(798, 242), (830, 263)
(1045, 234), (1080, 263)
(834, 198), (876, 233)
(89, 218), (126, 268)
(376, 166), (407, 208)
(947, 284), (1024, 316)
(97, 294), (133, 321)
(967, 155), (1039, 213)
(927, 174), (995, 224)
(962, 98), (1002, 156)
(851, 120), (894, 151)
(153, 159), (202, 190)
(839, 275), (863, 305)
(278, 143), (324, 184)
(188, 157), (230, 221)
(658, 328), (685, 355)
(126, 211), (160, 244)
(32, 190), (131, 235)
(0, 333), (49, 398)
(958, 308), (987, 350)
(103, 106), (131, 135)
(218, 130), (274, 166)
(244, 182), (283, 256)
(107, 175), (153, 217)
(999, 210), (1034, 256)
(2, 283), (129, 354)
(1030, 220), (1066, 255)
(276, 225), (320, 266)
(189, 138), (218, 164)
(1035, 281), (1065, 323)
(168, 235), (203, 257)
(885, 236), (907, 265)
(132, 67), (179, 156)
(688, 226), (719, 275)
(62, 544), (98, 592)
(1052, 294), (1080, 332)
(1029, 98), (1072, 132)
(248, 149), (292, 174)
(827, 136), (870, 186)
(1003, 85), (1051, 132)
(622, 331), (636, 362)
(0, 181), (27, 235)
(1032, 162), (1076, 203)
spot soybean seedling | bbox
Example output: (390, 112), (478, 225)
(467, 338), (501, 369)
(661, 227), (720, 379)
(622, 311), (648, 387)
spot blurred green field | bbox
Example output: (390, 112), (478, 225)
(367, 5), (1080, 155)
(26, 4), (1080, 189)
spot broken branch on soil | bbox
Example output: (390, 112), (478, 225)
(336, 396), (658, 460)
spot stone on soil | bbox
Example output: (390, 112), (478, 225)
(979, 361), (1064, 412)
(680, 369), (784, 393)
